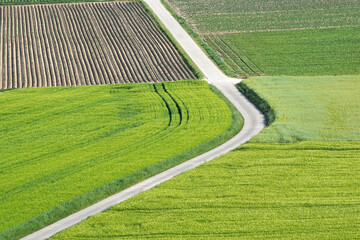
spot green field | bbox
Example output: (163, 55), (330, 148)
(0, 80), (242, 239)
(204, 27), (360, 77)
(52, 75), (360, 239)
(52, 142), (360, 239)
(166, 0), (360, 33)
(165, 0), (360, 78)
(241, 75), (360, 142)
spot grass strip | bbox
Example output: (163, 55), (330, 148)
(160, 0), (237, 78)
(236, 81), (275, 126)
(0, 88), (13, 92)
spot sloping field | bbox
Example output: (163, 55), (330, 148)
(52, 75), (360, 239)
(0, 81), (241, 239)
(239, 75), (360, 142)
(166, 0), (360, 33)
(0, 1), (195, 89)
(204, 27), (360, 77)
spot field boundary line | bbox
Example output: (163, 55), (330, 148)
(21, 0), (265, 239)
(201, 25), (360, 34)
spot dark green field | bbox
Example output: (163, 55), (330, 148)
(204, 27), (360, 77)
(165, 0), (360, 78)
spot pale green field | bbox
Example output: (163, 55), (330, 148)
(0, 80), (241, 239)
(243, 75), (360, 142)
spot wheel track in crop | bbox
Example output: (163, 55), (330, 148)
(208, 35), (252, 76)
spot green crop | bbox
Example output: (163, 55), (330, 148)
(210, 27), (360, 76)
(52, 141), (360, 239)
(241, 75), (360, 142)
(166, 0), (360, 33)
(166, 0), (360, 78)
(0, 80), (242, 239)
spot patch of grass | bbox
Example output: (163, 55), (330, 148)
(0, 80), (243, 239)
(0, 88), (13, 93)
(166, 0), (360, 33)
(214, 27), (360, 76)
(52, 141), (360, 239)
(241, 75), (360, 142)
(236, 82), (274, 126)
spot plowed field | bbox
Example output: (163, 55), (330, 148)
(0, 1), (195, 89)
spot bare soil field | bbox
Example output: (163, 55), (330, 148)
(0, 1), (195, 89)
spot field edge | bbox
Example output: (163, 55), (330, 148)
(236, 81), (275, 126)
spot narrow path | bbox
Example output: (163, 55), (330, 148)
(21, 1), (265, 239)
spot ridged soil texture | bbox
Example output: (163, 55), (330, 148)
(0, 2), (196, 89)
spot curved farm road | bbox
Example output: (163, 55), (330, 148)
(22, 1), (265, 239)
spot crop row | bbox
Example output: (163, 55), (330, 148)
(0, 2), (195, 89)
(204, 34), (262, 77)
